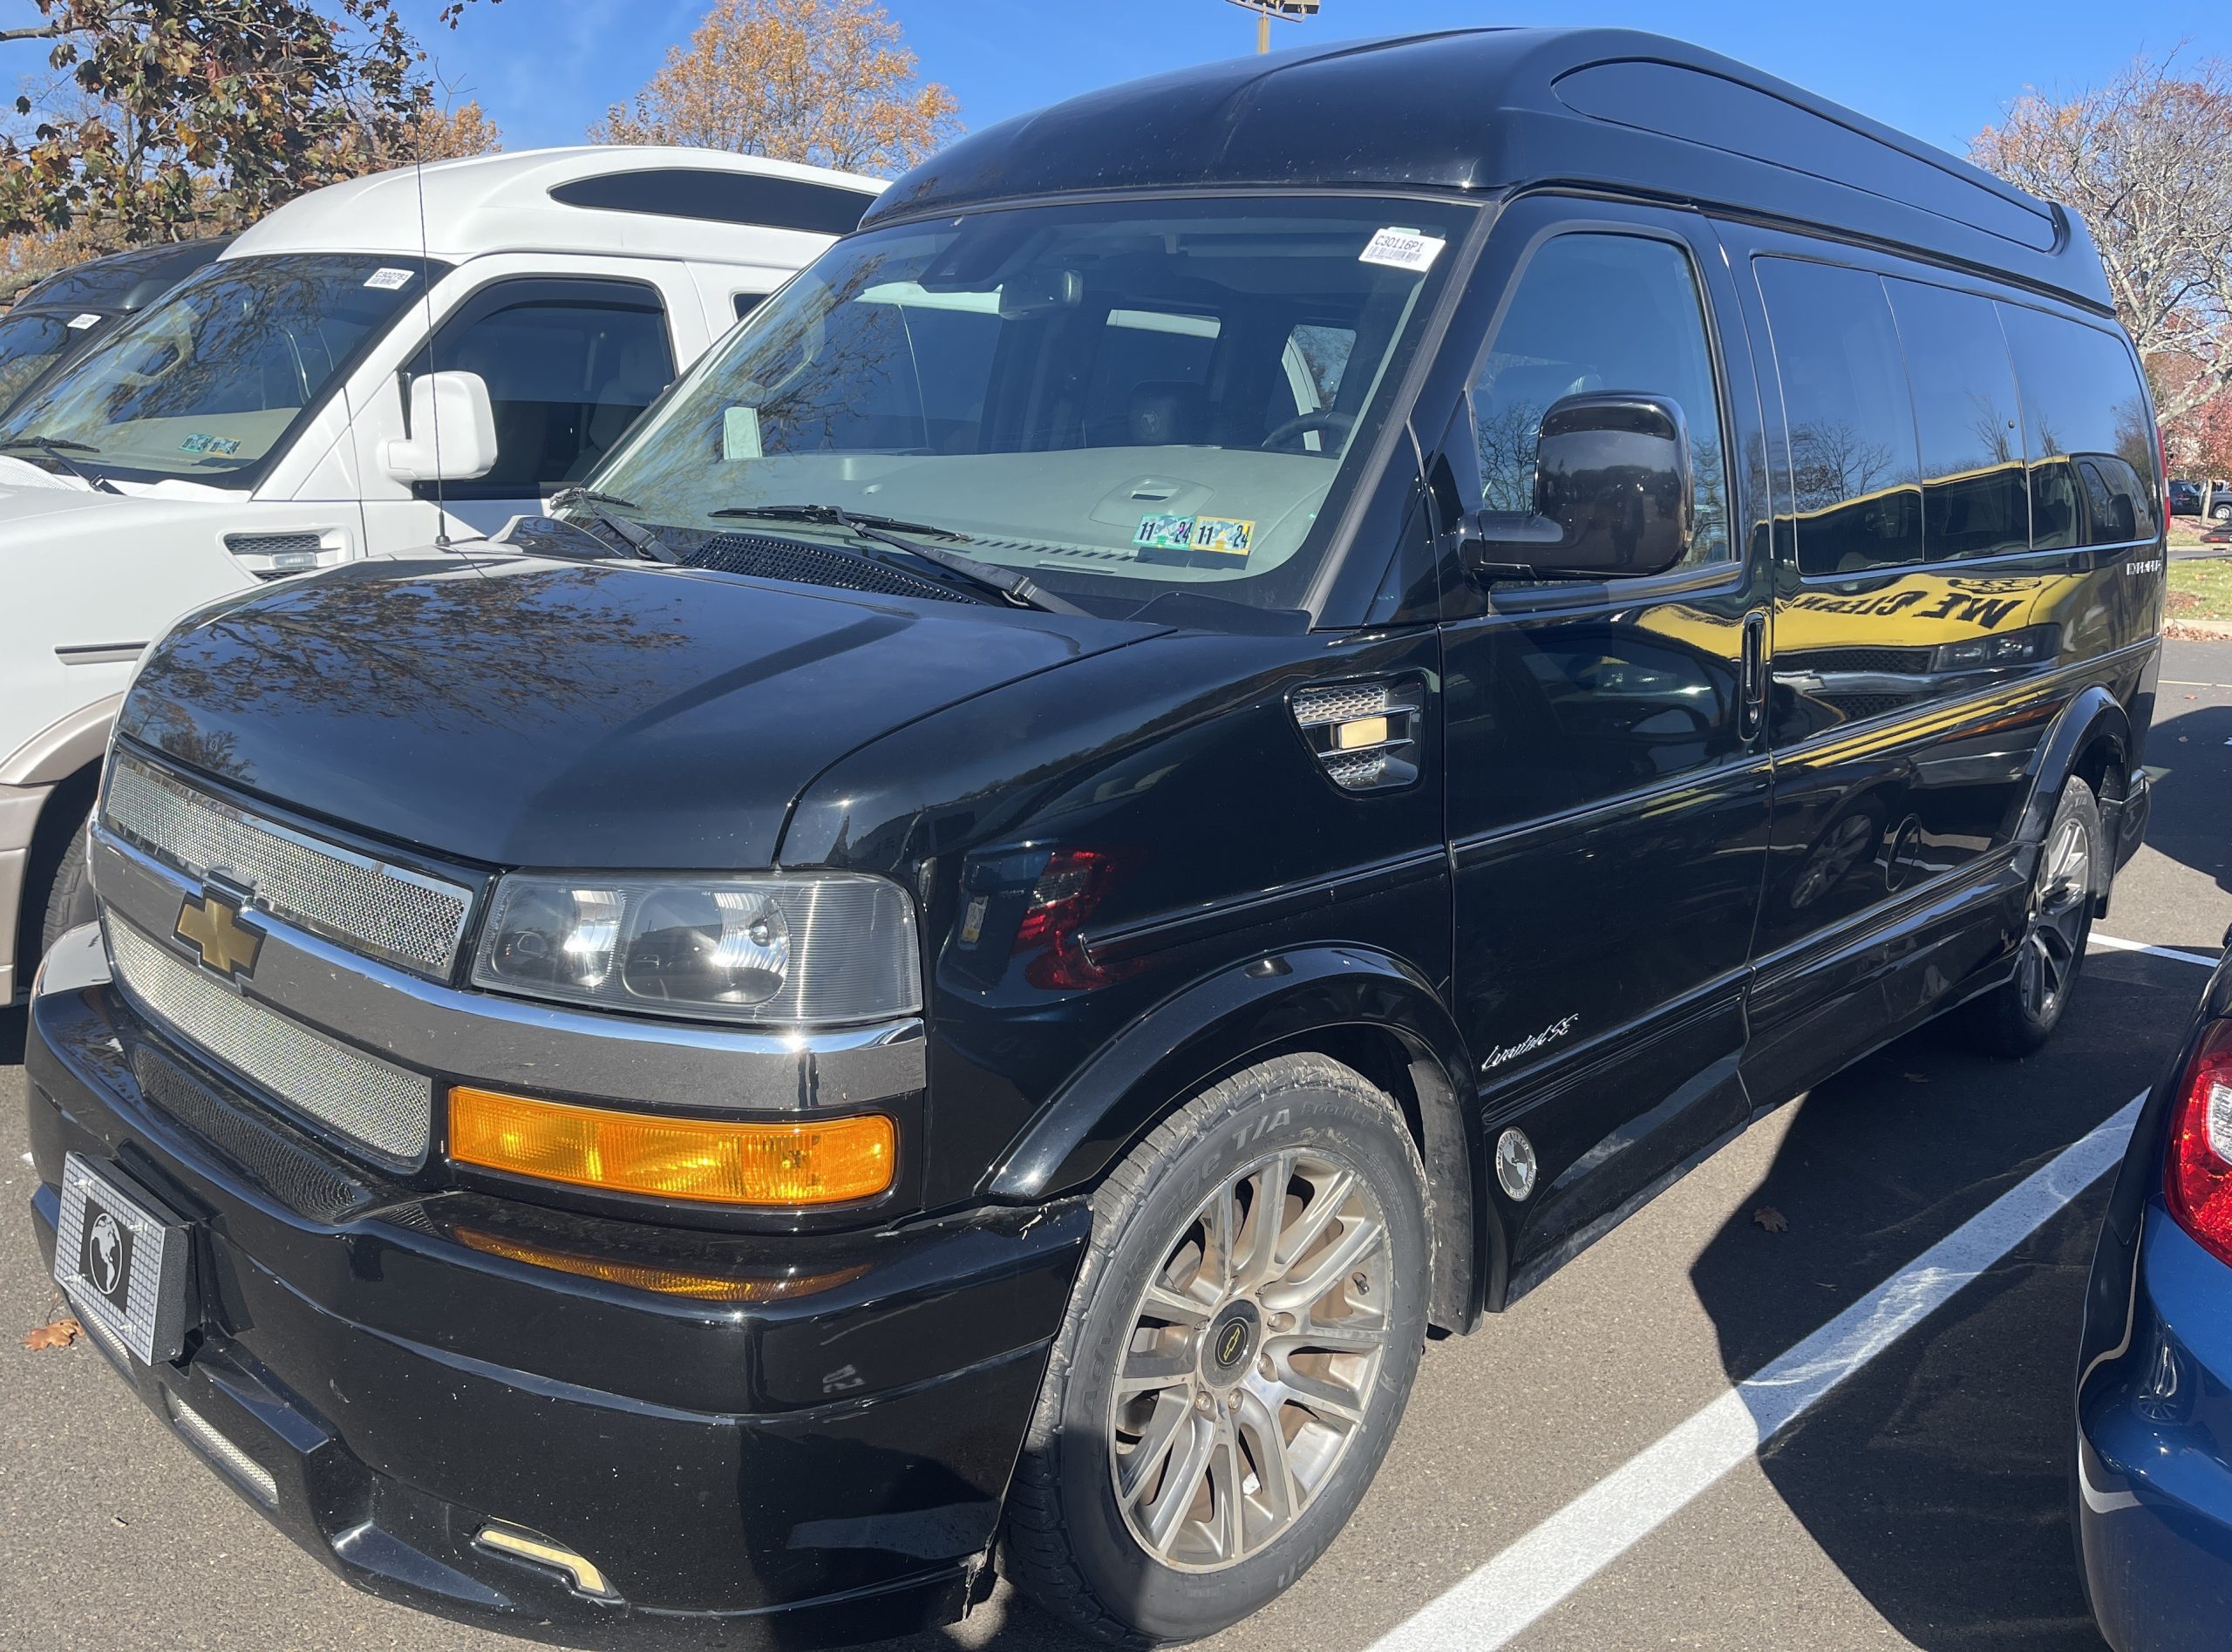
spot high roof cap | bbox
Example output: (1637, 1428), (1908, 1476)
(221, 146), (886, 270)
(868, 28), (2109, 313)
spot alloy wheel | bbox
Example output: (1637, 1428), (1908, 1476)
(1106, 1148), (1392, 1572)
(2018, 811), (2092, 1023)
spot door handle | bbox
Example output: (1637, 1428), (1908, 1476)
(1740, 611), (1767, 740)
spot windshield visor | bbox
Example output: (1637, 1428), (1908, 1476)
(588, 197), (1473, 613)
(0, 254), (433, 482)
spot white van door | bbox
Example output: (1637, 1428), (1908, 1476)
(342, 258), (694, 553)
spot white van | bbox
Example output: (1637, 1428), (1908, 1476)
(0, 146), (881, 1001)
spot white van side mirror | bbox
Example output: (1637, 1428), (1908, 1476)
(384, 371), (498, 483)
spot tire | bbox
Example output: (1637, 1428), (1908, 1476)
(1003, 1054), (1431, 1644)
(2213, 502), (2232, 523)
(38, 807), (98, 956)
(1960, 777), (2101, 1057)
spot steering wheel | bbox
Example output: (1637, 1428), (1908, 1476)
(1261, 408), (1354, 452)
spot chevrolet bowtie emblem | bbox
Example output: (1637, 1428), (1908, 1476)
(174, 889), (262, 979)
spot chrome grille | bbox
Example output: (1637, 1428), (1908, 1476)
(109, 920), (430, 1163)
(103, 751), (472, 976)
(223, 531), (323, 559)
(164, 1391), (278, 1506)
(1292, 683), (1400, 726)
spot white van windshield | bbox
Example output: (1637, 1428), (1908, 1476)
(582, 196), (1473, 614)
(0, 254), (431, 484)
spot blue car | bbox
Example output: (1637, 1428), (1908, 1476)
(2078, 933), (2232, 1648)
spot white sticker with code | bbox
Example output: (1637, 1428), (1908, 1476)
(363, 267), (415, 290)
(1359, 227), (1446, 272)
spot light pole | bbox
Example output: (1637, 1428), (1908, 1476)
(1226, 0), (1321, 54)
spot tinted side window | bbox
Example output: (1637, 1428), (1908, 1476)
(424, 282), (675, 497)
(732, 292), (766, 323)
(1996, 303), (2157, 547)
(1756, 259), (1922, 577)
(1472, 233), (1730, 566)
(1884, 280), (2029, 561)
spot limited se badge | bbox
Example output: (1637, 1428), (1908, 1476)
(175, 888), (262, 979)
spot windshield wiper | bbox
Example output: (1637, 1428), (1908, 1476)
(548, 486), (642, 513)
(0, 438), (120, 493)
(546, 487), (677, 563)
(709, 502), (1085, 615)
(716, 503), (966, 541)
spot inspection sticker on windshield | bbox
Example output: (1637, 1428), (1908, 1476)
(363, 267), (415, 290)
(66, 312), (100, 330)
(177, 433), (241, 457)
(1134, 513), (1196, 552)
(1359, 227), (1446, 272)
(1187, 516), (1255, 556)
(1135, 513), (1256, 566)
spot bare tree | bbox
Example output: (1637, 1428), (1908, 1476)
(1972, 52), (2232, 428)
(590, 0), (960, 177)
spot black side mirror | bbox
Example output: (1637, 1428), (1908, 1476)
(1460, 392), (1695, 583)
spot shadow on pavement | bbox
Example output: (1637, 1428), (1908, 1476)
(2140, 700), (2232, 904)
(1687, 948), (2198, 1650)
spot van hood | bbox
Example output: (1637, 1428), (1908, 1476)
(119, 554), (1159, 870)
(0, 463), (242, 533)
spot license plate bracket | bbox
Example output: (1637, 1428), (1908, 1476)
(54, 1153), (193, 1364)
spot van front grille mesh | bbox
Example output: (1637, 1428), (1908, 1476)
(102, 751), (472, 977)
(109, 920), (430, 1164)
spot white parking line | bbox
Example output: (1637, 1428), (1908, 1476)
(1367, 1091), (2147, 1652)
(2091, 933), (2221, 969)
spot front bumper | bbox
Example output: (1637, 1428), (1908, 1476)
(2078, 1204), (2232, 1652)
(23, 936), (1088, 1647)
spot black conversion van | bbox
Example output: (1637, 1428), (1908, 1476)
(24, 28), (2163, 1648)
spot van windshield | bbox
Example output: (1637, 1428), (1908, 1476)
(0, 254), (431, 484)
(583, 196), (1473, 614)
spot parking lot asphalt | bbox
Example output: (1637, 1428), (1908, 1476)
(5, 640), (2229, 1652)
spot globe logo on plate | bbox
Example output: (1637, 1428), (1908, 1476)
(87, 1212), (123, 1296)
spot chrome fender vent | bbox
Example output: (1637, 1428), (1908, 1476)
(1290, 676), (1426, 792)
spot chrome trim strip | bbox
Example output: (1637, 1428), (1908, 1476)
(92, 828), (923, 1112)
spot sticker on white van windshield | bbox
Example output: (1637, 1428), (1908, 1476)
(1359, 227), (1446, 272)
(66, 313), (101, 330)
(723, 405), (764, 460)
(363, 267), (415, 290)
(178, 433), (241, 457)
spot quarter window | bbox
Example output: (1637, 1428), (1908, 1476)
(1884, 279), (2029, 562)
(1470, 233), (1731, 568)
(1756, 259), (1922, 577)
(1996, 303), (2156, 547)
(418, 279), (676, 498)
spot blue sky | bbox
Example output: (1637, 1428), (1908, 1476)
(392, 0), (2229, 168)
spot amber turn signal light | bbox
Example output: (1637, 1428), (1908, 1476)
(447, 1086), (895, 1207)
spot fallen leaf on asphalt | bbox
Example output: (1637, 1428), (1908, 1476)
(1752, 1205), (1790, 1234)
(24, 1316), (82, 1350)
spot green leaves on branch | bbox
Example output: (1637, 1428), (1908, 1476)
(0, 0), (493, 250)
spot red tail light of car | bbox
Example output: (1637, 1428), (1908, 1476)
(2166, 1019), (2232, 1266)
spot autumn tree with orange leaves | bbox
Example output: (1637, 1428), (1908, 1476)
(591, 0), (960, 177)
(1973, 53), (2232, 469)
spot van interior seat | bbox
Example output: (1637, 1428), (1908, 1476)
(1129, 382), (1209, 445)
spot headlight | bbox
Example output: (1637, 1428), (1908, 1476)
(472, 873), (920, 1023)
